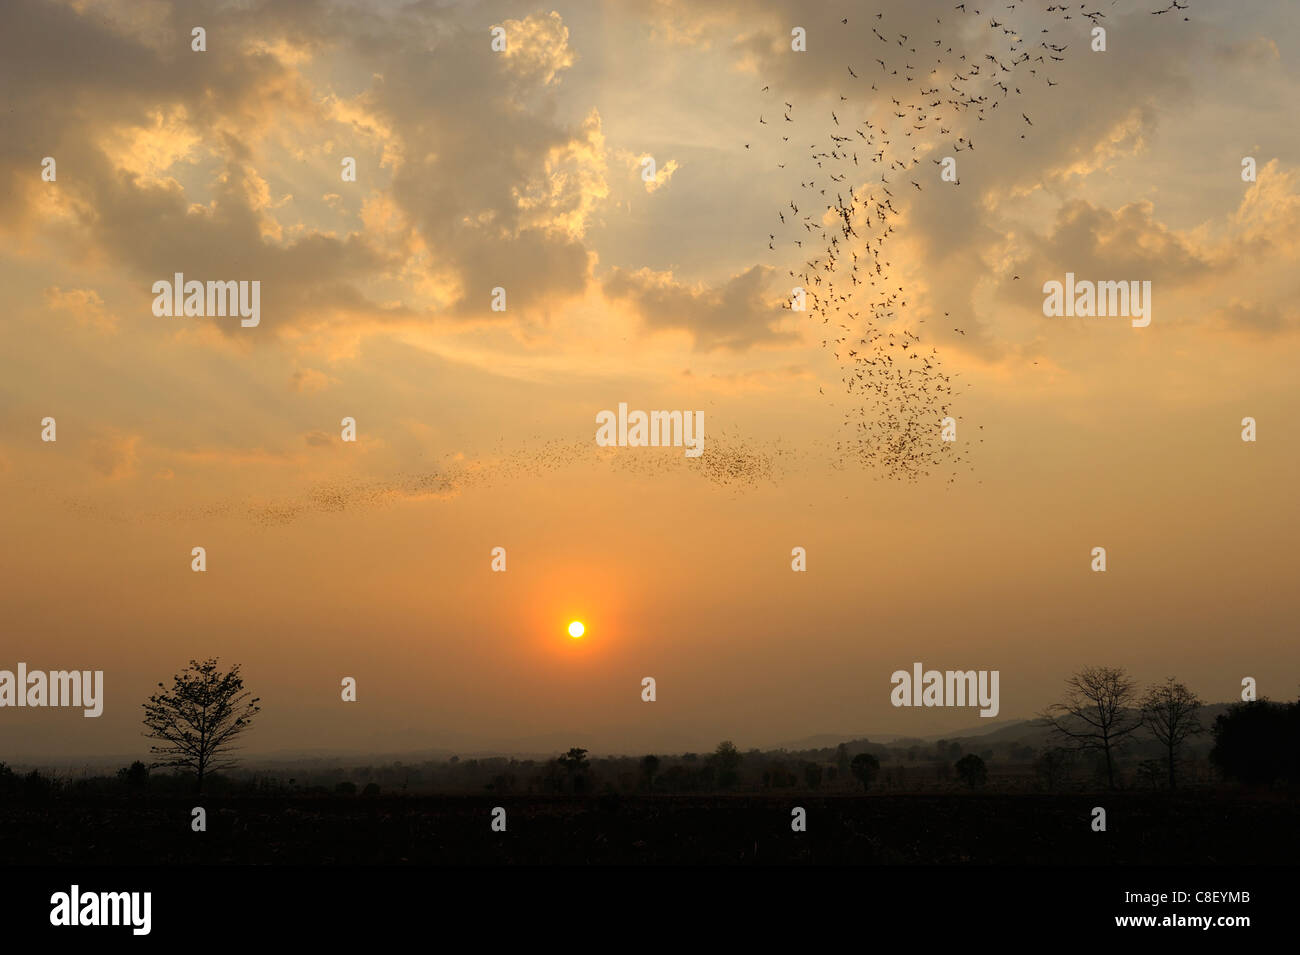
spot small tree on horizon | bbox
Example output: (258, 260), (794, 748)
(1034, 746), (1072, 792)
(557, 747), (590, 793)
(639, 754), (660, 792)
(142, 658), (260, 793)
(117, 760), (149, 788)
(955, 753), (987, 789)
(1140, 678), (1204, 790)
(711, 741), (742, 789)
(1041, 666), (1142, 790)
(850, 752), (880, 791)
(835, 743), (851, 781)
(803, 761), (823, 790)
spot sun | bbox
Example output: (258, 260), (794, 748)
(568, 620), (585, 639)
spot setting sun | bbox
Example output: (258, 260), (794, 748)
(568, 621), (585, 639)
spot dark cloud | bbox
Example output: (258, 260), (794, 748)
(1001, 198), (1217, 298)
(602, 264), (795, 351)
(0, 0), (602, 338)
(1210, 301), (1299, 340)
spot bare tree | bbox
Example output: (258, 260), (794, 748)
(1041, 666), (1142, 789)
(1140, 678), (1204, 790)
(142, 658), (260, 793)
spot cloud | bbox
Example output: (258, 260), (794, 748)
(290, 367), (338, 393)
(680, 364), (814, 393)
(364, 10), (606, 321)
(1, 0), (613, 345)
(500, 11), (576, 89)
(1000, 198), (1218, 298)
(88, 432), (141, 479)
(1228, 160), (1300, 257)
(1209, 300), (1298, 339)
(43, 286), (118, 332)
(617, 150), (680, 194)
(602, 265), (795, 351)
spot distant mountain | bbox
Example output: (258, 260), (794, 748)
(774, 719), (1036, 753)
(772, 704), (1241, 759)
(5, 704), (1244, 769)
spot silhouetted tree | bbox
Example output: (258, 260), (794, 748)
(711, 741), (742, 789)
(117, 760), (149, 788)
(22, 769), (53, 801)
(803, 762), (823, 789)
(1042, 666), (1142, 789)
(557, 747), (590, 793)
(558, 747), (589, 771)
(639, 754), (660, 792)
(1210, 699), (1300, 785)
(1140, 678), (1203, 790)
(141, 658), (260, 793)
(762, 763), (797, 788)
(1034, 746), (1072, 792)
(835, 743), (851, 780)
(955, 753), (987, 789)
(1136, 759), (1164, 791)
(850, 752), (879, 791)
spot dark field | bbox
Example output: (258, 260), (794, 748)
(3, 791), (1295, 865)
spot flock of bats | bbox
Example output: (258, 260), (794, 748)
(752, 2), (1189, 482)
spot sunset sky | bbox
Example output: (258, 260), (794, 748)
(2, 0), (1297, 762)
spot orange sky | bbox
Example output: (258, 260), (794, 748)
(1, 0), (1297, 761)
